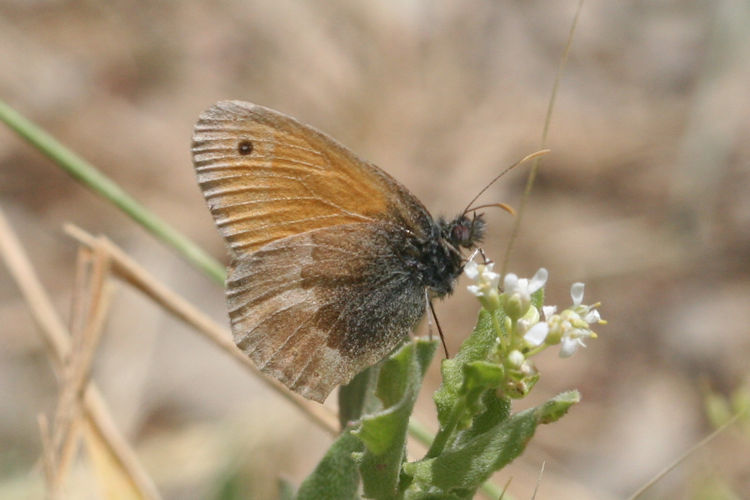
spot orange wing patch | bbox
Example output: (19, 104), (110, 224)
(192, 101), (395, 256)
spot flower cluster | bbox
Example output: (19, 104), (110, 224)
(464, 259), (604, 398)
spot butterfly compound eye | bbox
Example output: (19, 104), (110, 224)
(447, 214), (485, 248)
(238, 140), (254, 155)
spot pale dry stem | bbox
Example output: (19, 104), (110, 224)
(500, 0), (585, 278)
(626, 413), (743, 500)
(37, 414), (56, 498)
(51, 244), (113, 491)
(64, 223), (339, 436)
(0, 207), (161, 500)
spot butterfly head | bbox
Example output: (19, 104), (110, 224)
(442, 212), (486, 250)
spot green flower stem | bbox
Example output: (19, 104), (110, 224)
(0, 99), (226, 284)
(492, 312), (506, 350)
(526, 344), (546, 357)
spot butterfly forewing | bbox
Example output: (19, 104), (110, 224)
(192, 101), (429, 256)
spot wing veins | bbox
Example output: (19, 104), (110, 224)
(287, 300), (352, 388)
(257, 313), (320, 370)
(226, 269), (302, 302)
(203, 174), (305, 198)
(215, 197), (326, 226)
(227, 214), (349, 240)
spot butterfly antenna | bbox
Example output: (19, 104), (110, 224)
(462, 149), (550, 215)
(428, 298), (450, 358)
(464, 202), (516, 215)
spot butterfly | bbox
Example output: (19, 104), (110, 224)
(192, 101), (485, 402)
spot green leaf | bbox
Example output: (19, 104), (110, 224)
(353, 339), (437, 500)
(296, 430), (363, 500)
(433, 310), (501, 427)
(462, 361), (504, 394)
(450, 391), (510, 451)
(403, 490), (465, 500)
(404, 391), (579, 495)
(278, 478), (296, 500)
(426, 309), (508, 459)
(339, 365), (382, 429)
(455, 361), (506, 430)
(537, 390), (579, 423)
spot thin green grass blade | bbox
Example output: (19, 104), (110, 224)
(0, 99), (226, 284)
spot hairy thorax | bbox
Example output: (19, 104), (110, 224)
(408, 213), (486, 298)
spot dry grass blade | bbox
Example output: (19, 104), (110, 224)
(37, 414), (56, 496)
(462, 148), (550, 215)
(0, 220), (70, 370)
(625, 412), (742, 500)
(531, 461), (545, 500)
(0, 207), (161, 500)
(51, 243), (113, 491)
(64, 223), (340, 436)
(501, 0), (584, 277)
(83, 418), (144, 500)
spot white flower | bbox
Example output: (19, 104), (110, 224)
(465, 260), (500, 297)
(542, 305), (557, 320)
(559, 327), (594, 357)
(502, 268), (548, 319)
(465, 260), (501, 310)
(503, 268), (548, 299)
(570, 282), (585, 305)
(464, 259), (481, 280)
(553, 283), (602, 357)
(523, 321), (549, 347)
(569, 283), (603, 325)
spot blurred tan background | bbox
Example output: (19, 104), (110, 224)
(1, 1), (749, 498)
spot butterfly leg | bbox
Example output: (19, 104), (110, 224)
(426, 294), (450, 358)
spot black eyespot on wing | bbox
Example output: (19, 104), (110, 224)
(238, 140), (253, 155)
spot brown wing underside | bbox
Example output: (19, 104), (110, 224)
(192, 101), (431, 256)
(191, 101), (436, 401)
(227, 223), (426, 402)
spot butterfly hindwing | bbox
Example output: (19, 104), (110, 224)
(226, 223), (426, 402)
